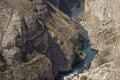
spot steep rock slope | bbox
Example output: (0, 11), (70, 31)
(71, 0), (120, 80)
(83, 0), (120, 69)
(0, 0), (82, 80)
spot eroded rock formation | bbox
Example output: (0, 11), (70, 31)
(72, 0), (120, 80)
(0, 0), (82, 80)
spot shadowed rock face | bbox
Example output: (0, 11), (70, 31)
(49, 0), (81, 14)
(0, 0), (82, 80)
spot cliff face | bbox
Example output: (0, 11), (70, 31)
(0, 0), (82, 80)
(71, 0), (120, 80)
(83, 0), (120, 69)
(49, 0), (81, 15)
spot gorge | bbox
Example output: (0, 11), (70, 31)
(0, 0), (120, 80)
(54, 0), (98, 80)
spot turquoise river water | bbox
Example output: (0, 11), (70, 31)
(62, 5), (98, 80)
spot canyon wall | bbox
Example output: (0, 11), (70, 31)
(72, 0), (120, 80)
(0, 0), (82, 80)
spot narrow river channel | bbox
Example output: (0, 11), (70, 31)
(62, 19), (98, 80)
(58, 2), (98, 80)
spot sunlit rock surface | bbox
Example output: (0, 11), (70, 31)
(71, 0), (120, 80)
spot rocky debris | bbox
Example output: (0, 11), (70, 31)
(30, 0), (51, 20)
(0, 0), (82, 79)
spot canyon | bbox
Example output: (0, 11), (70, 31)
(0, 0), (120, 80)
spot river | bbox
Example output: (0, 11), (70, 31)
(62, 18), (98, 80)
(58, 3), (98, 80)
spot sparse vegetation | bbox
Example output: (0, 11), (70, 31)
(80, 75), (87, 80)
(98, 58), (108, 66)
(75, 45), (83, 55)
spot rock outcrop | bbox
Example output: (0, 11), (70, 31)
(83, 0), (120, 69)
(71, 0), (120, 80)
(0, 0), (82, 80)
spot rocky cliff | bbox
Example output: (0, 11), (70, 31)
(71, 0), (120, 80)
(49, 0), (81, 15)
(0, 0), (82, 80)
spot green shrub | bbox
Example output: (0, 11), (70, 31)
(80, 75), (87, 80)
(75, 45), (83, 55)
